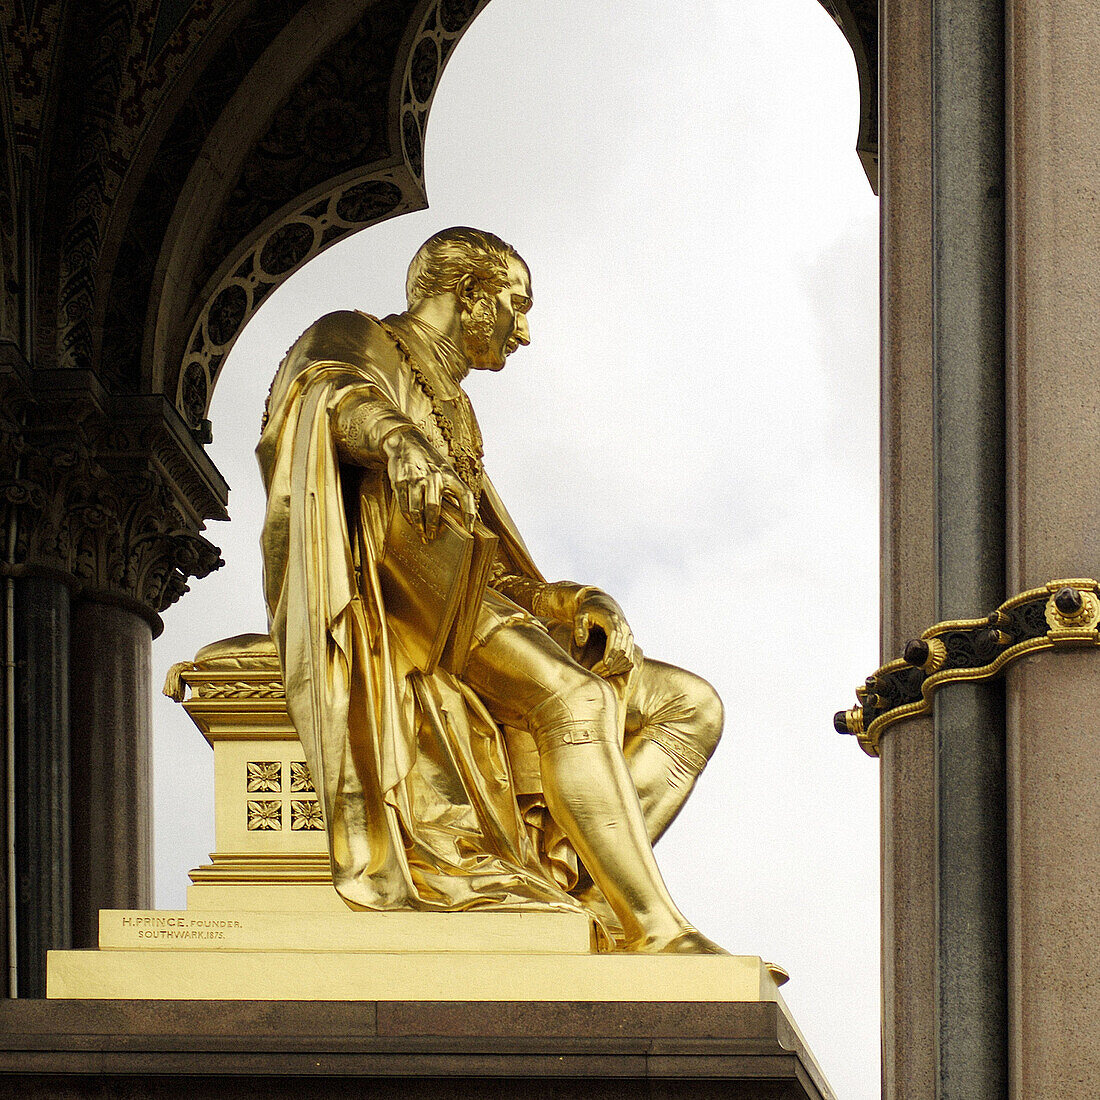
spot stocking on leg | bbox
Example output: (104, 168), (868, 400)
(466, 621), (726, 953)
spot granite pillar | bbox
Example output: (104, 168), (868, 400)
(882, 0), (1010, 1095)
(931, 1), (1008, 1096)
(879, 0), (936, 1096)
(11, 574), (71, 998)
(1005, 2), (1100, 1094)
(69, 600), (154, 950)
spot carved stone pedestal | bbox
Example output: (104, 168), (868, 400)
(163, 632), (330, 890)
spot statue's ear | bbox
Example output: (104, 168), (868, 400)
(455, 274), (478, 309)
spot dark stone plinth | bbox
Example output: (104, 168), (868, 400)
(0, 999), (831, 1099)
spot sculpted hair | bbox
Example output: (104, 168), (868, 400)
(406, 226), (525, 307)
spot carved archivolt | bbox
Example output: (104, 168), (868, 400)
(172, 0), (490, 432)
(53, 2), (227, 376)
(175, 169), (415, 431)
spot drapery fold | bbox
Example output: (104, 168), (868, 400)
(257, 310), (596, 920)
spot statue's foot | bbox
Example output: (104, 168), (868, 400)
(657, 928), (730, 955)
(622, 926), (730, 954)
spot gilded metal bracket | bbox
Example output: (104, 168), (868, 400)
(835, 579), (1100, 757)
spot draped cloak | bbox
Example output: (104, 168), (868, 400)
(257, 309), (607, 920)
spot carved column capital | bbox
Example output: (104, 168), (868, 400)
(0, 358), (228, 628)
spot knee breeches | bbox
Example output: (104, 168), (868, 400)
(464, 619), (621, 753)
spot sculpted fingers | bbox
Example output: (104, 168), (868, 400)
(442, 470), (477, 532)
(604, 623), (626, 663)
(406, 476), (427, 535)
(384, 428), (447, 532)
(384, 430), (475, 537)
(388, 453), (417, 519)
(613, 622), (636, 668)
(593, 624), (630, 677)
(576, 593), (635, 677)
(423, 469), (443, 538)
(393, 471), (413, 521)
(460, 487), (477, 532)
(605, 625), (635, 675)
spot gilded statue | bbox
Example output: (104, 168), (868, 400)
(258, 227), (726, 953)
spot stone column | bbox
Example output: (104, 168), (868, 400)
(0, 380), (226, 997)
(1005, 2), (1100, 1095)
(12, 574), (71, 998)
(68, 600), (154, 949)
(882, 1), (1010, 1095)
(879, 0), (936, 1096)
(930, 1), (1008, 1097)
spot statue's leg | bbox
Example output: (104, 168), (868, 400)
(622, 659), (724, 844)
(465, 621), (724, 953)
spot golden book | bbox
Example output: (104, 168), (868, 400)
(376, 503), (498, 676)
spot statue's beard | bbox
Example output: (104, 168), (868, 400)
(461, 297), (499, 369)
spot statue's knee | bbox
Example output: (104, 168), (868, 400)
(556, 667), (617, 727)
(527, 666), (618, 751)
(686, 676), (724, 763)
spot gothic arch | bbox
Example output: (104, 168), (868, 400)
(102, 0), (874, 437)
(90, 0), (488, 437)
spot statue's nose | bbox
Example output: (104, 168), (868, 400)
(515, 316), (530, 345)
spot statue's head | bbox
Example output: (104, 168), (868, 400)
(406, 226), (532, 372)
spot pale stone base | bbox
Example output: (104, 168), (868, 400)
(47, 902), (787, 1003)
(48, 942), (780, 1002)
(98, 654), (794, 1013)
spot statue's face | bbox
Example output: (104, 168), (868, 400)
(462, 256), (532, 372)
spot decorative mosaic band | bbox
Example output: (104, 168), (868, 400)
(835, 578), (1100, 756)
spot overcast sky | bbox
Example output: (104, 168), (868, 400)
(151, 3), (881, 1096)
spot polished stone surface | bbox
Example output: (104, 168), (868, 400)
(879, 0), (937, 1094)
(881, 0), (1100, 1094)
(1006, 6), (1100, 1092)
(70, 601), (154, 950)
(12, 575), (72, 999)
(930, 0), (1010, 1085)
(0, 998), (835, 1099)
(48, 948), (785, 1003)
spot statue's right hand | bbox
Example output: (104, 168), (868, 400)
(381, 428), (476, 539)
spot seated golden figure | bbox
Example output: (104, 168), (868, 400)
(257, 227), (725, 952)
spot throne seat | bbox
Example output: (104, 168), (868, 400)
(162, 631), (331, 903)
